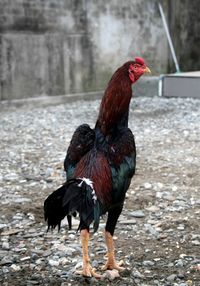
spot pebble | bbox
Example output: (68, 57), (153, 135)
(14, 197), (32, 203)
(130, 210), (145, 218)
(0, 223), (7, 229)
(191, 234), (200, 240)
(20, 256), (31, 262)
(48, 259), (60, 267)
(0, 256), (14, 266)
(54, 245), (76, 255)
(59, 257), (69, 266)
(131, 268), (144, 279)
(177, 224), (185, 230)
(26, 281), (40, 285)
(143, 260), (155, 267)
(146, 205), (160, 212)
(4, 173), (19, 181)
(119, 219), (137, 224)
(144, 182), (152, 189)
(68, 233), (75, 239)
(172, 186), (178, 192)
(177, 273), (185, 279)
(166, 274), (177, 282)
(35, 258), (46, 265)
(2, 241), (10, 250)
(31, 273), (42, 280)
(10, 264), (21, 271)
(43, 250), (52, 257)
(103, 269), (120, 281)
(144, 224), (160, 238)
(191, 240), (200, 246)
(175, 259), (184, 267)
(75, 261), (83, 270)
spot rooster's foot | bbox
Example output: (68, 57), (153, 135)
(76, 264), (102, 278)
(101, 259), (125, 271)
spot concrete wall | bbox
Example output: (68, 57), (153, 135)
(169, 0), (200, 72)
(0, 0), (199, 100)
(0, 0), (95, 99)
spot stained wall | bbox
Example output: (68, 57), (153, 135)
(0, 0), (199, 100)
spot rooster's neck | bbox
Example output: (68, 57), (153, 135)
(96, 76), (132, 134)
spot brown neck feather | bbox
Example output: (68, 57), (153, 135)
(96, 62), (133, 134)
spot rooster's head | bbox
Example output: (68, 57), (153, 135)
(128, 57), (151, 83)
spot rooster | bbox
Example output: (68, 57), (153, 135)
(44, 57), (150, 278)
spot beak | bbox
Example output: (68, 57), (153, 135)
(144, 66), (151, 74)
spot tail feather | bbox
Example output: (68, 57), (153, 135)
(44, 178), (101, 232)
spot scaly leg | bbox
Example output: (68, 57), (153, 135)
(76, 229), (101, 278)
(102, 206), (125, 271)
(102, 231), (125, 271)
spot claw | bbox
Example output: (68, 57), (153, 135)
(76, 265), (102, 278)
(101, 259), (125, 271)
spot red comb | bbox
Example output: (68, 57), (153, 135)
(135, 57), (145, 65)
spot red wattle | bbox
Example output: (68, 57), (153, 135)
(129, 72), (135, 83)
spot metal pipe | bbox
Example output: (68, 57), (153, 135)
(158, 1), (180, 73)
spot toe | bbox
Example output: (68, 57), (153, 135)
(101, 260), (125, 271)
(75, 269), (91, 277)
(75, 268), (102, 279)
(90, 268), (102, 279)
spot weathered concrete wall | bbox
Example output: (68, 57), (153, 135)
(0, 0), (95, 99)
(169, 0), (200, 72)
(87, 0), (168, 85)
(0, 0), (199, 100)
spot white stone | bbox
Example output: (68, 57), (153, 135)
(11, 264), (21, 271)
(48, 259), (60, 267)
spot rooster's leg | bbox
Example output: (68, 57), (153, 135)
(102, 206), (125, 271)
(76, 229), (101, 278)
(102, 231), (125, 271)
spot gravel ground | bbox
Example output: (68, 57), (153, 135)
(0, 96), (200, 286)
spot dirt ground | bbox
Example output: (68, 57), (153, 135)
(0, 96), (200, 286)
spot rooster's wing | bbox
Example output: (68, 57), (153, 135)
(64, 124), (95, 179)
(109, 127), (136, 203)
